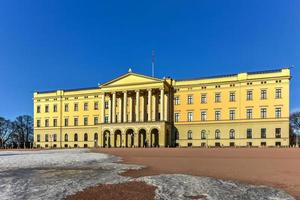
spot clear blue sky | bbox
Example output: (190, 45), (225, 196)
(0, 0), (299, 119)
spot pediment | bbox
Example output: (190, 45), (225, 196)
(101, 72), (163, 87)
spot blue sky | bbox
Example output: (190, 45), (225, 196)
(0, 0), (299, 119)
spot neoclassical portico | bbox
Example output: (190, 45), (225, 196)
(98, 70), (173, 148)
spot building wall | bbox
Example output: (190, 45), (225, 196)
(173, 68), (290, 147)
(33, 68), (291, 148)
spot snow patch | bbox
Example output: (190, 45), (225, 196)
(137, 174), (295, 200)
(0, 149), (142, 200)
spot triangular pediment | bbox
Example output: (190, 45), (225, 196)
(101, 72), (163, 87)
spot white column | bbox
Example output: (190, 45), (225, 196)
(153, 92), (157, 121)
(129, 96), (133, 122)
(123, 91), (127, 123)
(101, 93), (105, 123)
(118, 96), (122, 122)
(141, 94), (145, 122)
(112, 92), (116, 123)
(108, 94), (112, 123)
(160, 89), (165, 121)
(164, 92), (168, 121)
(136, 90), (140, 122)
(148, 89), (152, 121)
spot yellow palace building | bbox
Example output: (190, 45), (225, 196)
(33, 68), (291, 148)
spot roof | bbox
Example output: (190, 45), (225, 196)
(36, 86), (99, 94)
(176, 68), (287, 82)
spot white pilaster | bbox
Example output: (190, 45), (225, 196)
(112, 92), (116, 123)
(123, 91), (127, 123)
(101, 93), (105, 123)
(160, 88), (164, 121)
(136, 90), (140, 122)
(148, 89), (152, 121)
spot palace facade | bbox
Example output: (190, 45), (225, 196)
(33, 68), (290, 148)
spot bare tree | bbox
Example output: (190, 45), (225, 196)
(11, 115), (33, 148)
(290, 112), (300, 146)
(0, 117), (13, 148)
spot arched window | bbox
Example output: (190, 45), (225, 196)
(84, 133), (88, 142)
(65, 133), (68, 142)
(53, 134), (57, 142)
(187, 130), (192, 140)
(94, 133), (98, 141)
(201, 130), (206, 139)
(74, 133), (78, 142)
(229, 129), (235, 139)
(215, 129), (221, 139)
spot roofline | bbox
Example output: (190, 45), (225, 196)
(36, 86), (99, 94)
(176, 68), (289, 82)
(100, 71), (163, 87)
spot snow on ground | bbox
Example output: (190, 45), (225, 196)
(0, 150), (295, 200)
(137, 174), (295, 200)
(0, 149), (142, 200)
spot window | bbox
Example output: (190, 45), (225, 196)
(84, 133), (88, 141)
(94, 102), (98, 110)
(74, 133), (78, 142)
(73, 117), (78, 126)
(229, 129), (235, 139)
(261, 128), (266, 139)
(105, 102), (109, 109)
(53, 105), (57, 112)
(201, 111), (207, 121)
(275, 89), (282, 99)
(175, 113), (180, 122)
(201, 94), (207, 104)
(64, 104), (69, 112)
(37, 120), (41, 127)
(84, 117), (88, 126)
(94, 133), (98, 141)
(53, 134), (57, 142)
(45, 105), (49, 113)
(74, 103), (78, 111)
(188, 95), (193, 104)
(246, 109), (253, 119)
(174, 96), (180, 105)
(37, 134), (40, 142)
(64, 118), (68, 126)
(261, 90), (267, 100)
(53, 119), (57, 127)
(247, 90), (253, 101)
(104, 116), (109, 123)
(215, 93), (221, 103)
(261, 108), (267, 119)
(187, 112), (193, 122)
(275, 128), (281, 138)
(84, 103), (88, 111)
(201, 130), (206, 139)
(94, 117), (98, 125)
(187, 130), (192, 140)
(247, 129), (252, 139)
(65, 133), (68, 142)
(215, 129), (221, 139)
(37, 106), (41, 113)
(215, 111), (221, 121)
(45, 134), (49, 142)
(275, 108), (282, 118)
(45, 119), (49, 127)
(229, 110), (235, 120)
(229, 92), (235, 102)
